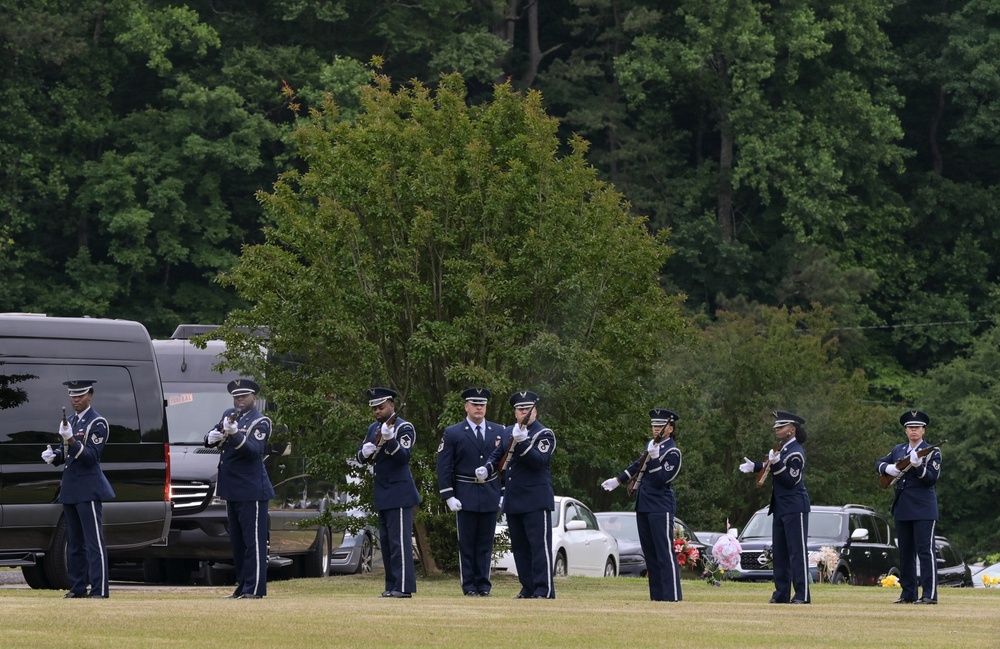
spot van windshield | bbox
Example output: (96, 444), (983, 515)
(165, 382), (240, 444)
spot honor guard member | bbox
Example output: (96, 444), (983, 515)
(876, 410), (942, 604)
(477, 390), (556, 599)
(356, 387), (421, 598)
(601, 408), (683, 601)
(205, 378), (275, 599)
(739, 410), (811, 604)
(41, 380), (116, 598)
(436, 387), (504, 596)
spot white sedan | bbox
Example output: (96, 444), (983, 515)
(492, 496), (619, 577)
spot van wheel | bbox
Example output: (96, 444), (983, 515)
(21, 564), (54, 590)
(43, 519), (71, 591)
(604, 557), (617, 577)
(354, 534), (373, 574)
(204, 561), (235, 586)
(142, 559), (165, 583)
(832, 569), (850, 585)
(304, 528), (331, 578)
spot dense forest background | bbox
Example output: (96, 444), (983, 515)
(2, 1), (999, 563)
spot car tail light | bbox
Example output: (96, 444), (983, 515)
(164, 442), (171, 502)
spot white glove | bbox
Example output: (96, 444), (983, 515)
(768, 448), (781, 463)
(475, 466), (488, 481)
(602, 478), (619, 492)
(512, 424), (528, 443)
(646, 440), (660, 459)
(207, 430), (224, 445)
(41, 445), (56, 464)
(58, 421), (72, 440)
(223, 417), (238, 436)
(909, 449), (923, 467)
(380, 422), (396, 441)
(885, 464), (901, 477)
(362, 442), (377, 458)
(739, 457), (754, 474)
(446, 497), (462, 512)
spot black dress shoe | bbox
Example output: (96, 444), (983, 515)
(789, 600), (809, 605)
(88, 593), (109, 599)
(514, 593), (530, 599)
(386, 591), (411, 598)
(237, 594), (263, 599)
(478, 591), (491, 597)
(464, 591), (478, 596)
(893, 597), (915, 604)
(768, 598), (786, 604)
(63, 592), (87, 598)
(914, 597), (937, 605)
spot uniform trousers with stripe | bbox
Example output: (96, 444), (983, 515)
(379, 506), (416, 594)
(456, 509), (498, 594)
(771, 511), (810, 603)
(64, 501), (109, 597)
(508, 510), (554, 599)
(896, 519), (937, 602)
(227, 500), (269, 596)
(637, 511), (682, 601)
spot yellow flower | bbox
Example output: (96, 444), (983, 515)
(879, 574), (900, 588)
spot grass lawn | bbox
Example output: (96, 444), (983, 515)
(1, 573), (997, 648)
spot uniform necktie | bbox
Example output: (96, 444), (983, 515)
(476, 425), (482, 442)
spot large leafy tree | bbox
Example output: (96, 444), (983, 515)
(590, 305), (893, 531)
(213, 71), (685, 570)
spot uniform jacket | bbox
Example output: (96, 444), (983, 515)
(52, 406), (116, 504)
(436, 418), (503, 512)
(753, 437), (810, 517)
(205, 406), (276, 502)
(616, 437), (682, 514)
(876, 440), (941, 521)
(356, 416), (421, 511)
(484, 420), (555, 515)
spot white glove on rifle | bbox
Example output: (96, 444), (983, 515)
(380, 422), (396, 441)
(475, 466), (488, 481)
(885, 464), (901, 477)
(362, 442), (377, 458)
(511, 424), (528, 443)
(646, 440), (660, 459)
(58, 421), (72, 440)
(768, 448), (781, 463)
(222, 417), (238, 436)
(446, 497), (462, 512)
(207, 430), (224, 445)
(601, 478), (619, 492)
(909, 449), (923, 467)
(739, 457), (755, 474)
(41, 445), (56, 464)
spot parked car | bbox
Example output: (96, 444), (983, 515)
(733, 504), (900, 586)
(594, 511), (706, 578)
(0, 314), (172, 590)
(493, 496), (618, 577)
(914, 536), (972, 588)
(971, 561), (1000, 588)
(112, 325), (375, 584)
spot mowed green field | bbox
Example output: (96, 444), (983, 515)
(2, 574), (997, 649)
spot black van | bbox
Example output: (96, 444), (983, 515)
(0, 314), (172, 590)
(120, 325), (374, 585)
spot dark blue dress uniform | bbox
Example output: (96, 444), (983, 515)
(436, 387), (503, 595)
(482, 391), (556, 599)
(614, 409), (683, 602)
(204, 379), (275, 598)
(748, 411), (811, 604)
(356, 387), (421, 596)
(876, 410), (941, 604)
(49, 380), (116, 598)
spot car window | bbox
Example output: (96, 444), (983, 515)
(810, 512), (845, 540)
(872, 515), (890, 544)
(596, 514), (640, 541)
(740, 512), (771, 539)
(0, 363), (142, 444)
(937, 542), (959, 567)
(673, 519), (694, 542)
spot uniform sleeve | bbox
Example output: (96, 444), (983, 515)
(514, 428), (555, 469)
(436, 430), (455, 500)
(227, 417), (271, 457)
(484, 430), (509, 475)
(912, 448), (942, 484)
(616, 454), (645, 485)
(70, 417), (109, 466)
(876, 448), (897, 475)
(771, 451), (804, 488)
(645, 447), (682, 486)
(381, 422), (415, 464)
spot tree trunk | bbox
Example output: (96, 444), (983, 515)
(413, 518), (441, 575)
(521, 0), (541, 88)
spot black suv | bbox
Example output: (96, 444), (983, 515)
(733, 504), (900, 586)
